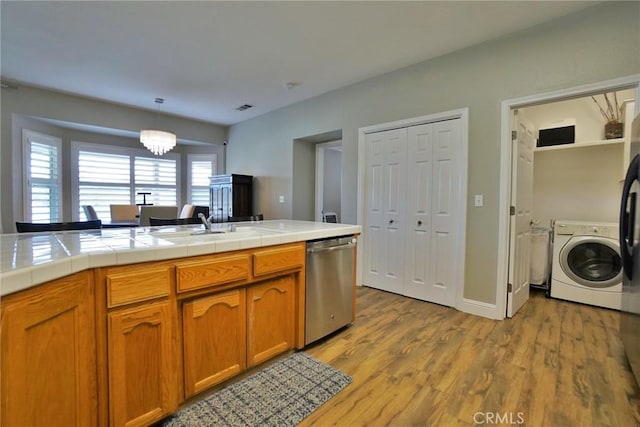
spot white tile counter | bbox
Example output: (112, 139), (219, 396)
(0, 220), (361, 297)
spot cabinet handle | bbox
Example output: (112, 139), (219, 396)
(418, 220), (422, 226)
(389, 219), (394, 224)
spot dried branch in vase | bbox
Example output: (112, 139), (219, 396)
(591, 92), (622, 124)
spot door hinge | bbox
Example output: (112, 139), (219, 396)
(510, 206), (516, 216)
(511, 130), (517, 140)
(507, 283), (513, 293)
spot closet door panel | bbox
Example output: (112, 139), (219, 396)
(404, 124), (433, 299)
(364, 133), (385, 285)
(363, 128), (407, 294)
(428, 121), (461, 307)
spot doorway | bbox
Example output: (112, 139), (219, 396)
(315, 140), (342, 222)
(292, 130), (342, 221)
(498, 75), (640, 319)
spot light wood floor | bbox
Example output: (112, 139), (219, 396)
(299, 286), (640, 427)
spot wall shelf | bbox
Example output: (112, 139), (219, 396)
(534, 138), (624, 153)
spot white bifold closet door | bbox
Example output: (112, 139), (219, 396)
(363, 119), (461, 307)
(363, 128), (408, 293)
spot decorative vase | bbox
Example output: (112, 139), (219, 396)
(605, 121), (623, 139)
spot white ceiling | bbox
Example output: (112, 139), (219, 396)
(1, 1), (600, 126)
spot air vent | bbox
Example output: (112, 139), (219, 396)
(236, 104), (253, 111)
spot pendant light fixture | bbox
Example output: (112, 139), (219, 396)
(140, 98), (177, 156)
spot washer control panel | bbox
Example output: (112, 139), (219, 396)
(554, 221), (618, 238)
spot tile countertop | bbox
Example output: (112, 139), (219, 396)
(0, 220), (362, 297)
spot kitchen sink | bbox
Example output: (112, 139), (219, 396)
(149, 225), (282, 242)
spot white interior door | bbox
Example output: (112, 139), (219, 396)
(403, 124), (433, 299)
(507, 110), (535, 317)
(403, 120), (460, 306)
(363, 128), (407, 294)
(428, 120), (460, 306)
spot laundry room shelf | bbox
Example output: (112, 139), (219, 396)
(534, 137), (624, 152)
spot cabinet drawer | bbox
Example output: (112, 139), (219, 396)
(106, 267), (171, 308)
(253, 244), (304, 277)
(176, 254), (251, 293)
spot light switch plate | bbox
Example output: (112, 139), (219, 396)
(279, 195), (285, 203)
(474, 194), (483, 207)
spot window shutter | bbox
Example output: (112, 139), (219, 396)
(190, 159), (214, 205)
(23, 131), (62, 223)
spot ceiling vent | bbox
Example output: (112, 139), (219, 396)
(236, 104), (253, 111)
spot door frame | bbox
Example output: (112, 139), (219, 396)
(357, 108), (469, 309)
(315, 140), (342, 222)
(497, 74), (640, 319)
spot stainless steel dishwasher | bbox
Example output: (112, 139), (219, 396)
(305, 235), (357, 345)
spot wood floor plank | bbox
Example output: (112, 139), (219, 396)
(300, 287), (640, 426)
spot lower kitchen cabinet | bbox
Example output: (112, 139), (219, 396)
(107, 301), (178, 427)
(1, 240), (309, 426)
(0, 271), (96, 427)
(247, 276), (296, 367)
(182, 289), (246, 398)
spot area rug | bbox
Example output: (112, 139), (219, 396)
(162, 352), (352, 427)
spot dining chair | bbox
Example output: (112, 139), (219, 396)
(82, 205), (99, 221)
(16, 219), (102, 233)
(138, 205), (179, 226)
(179, 204), (196, 219)
(149, 217), (202, 226)
(192, 205), (210, 219)
(109, 204), (139, 222)
(323, 212), (338, 223)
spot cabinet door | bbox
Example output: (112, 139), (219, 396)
(1, 272), (96, 427)
(210, 184), (229, 222)
(108, 301), (177, 427)
(183, 289), (246, 398)
(247, 276), (295, 367)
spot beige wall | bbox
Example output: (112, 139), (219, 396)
(227, 2), (640, 304)
(533, 145), (623, 227)
(1, 85), (228, 230)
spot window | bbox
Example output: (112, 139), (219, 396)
(187, 154), (216, 206)
(135, 156), (178, 206)
(72, 142), (180, 221)
(22, 130), (62, 223)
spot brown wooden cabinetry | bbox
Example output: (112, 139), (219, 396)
(107, 301), (178, 427)
(182, 289), (246, 398)
(247, 276), (296, 367)
(177, 242), (304, 398)
(2, 239), (312, 426)
(98, 262), (178, 427)
(0, 271), (96, 427)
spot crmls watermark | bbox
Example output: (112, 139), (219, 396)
(473, 412), (525, 425)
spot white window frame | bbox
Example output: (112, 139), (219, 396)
(187, 153), (217, 204)
(70, 141), (181, 220)
(22, 129), (63, 222)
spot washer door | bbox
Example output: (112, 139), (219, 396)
(559, 236), (622, 288)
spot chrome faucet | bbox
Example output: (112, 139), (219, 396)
(198, 213), (214, 232)
(198, 213), (237, 233)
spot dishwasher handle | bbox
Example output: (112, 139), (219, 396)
(307, 240), (356, 254)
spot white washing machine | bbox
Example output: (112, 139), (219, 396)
(550, 220), (623, 310)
